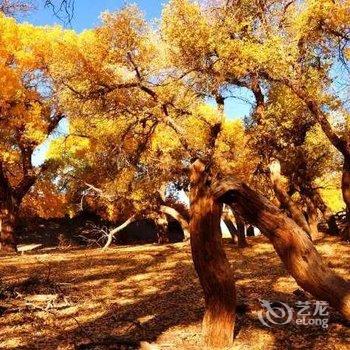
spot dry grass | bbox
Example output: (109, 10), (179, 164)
(0, 236), (349, 349)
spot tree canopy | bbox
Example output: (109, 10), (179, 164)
(0, 1), (350, 348)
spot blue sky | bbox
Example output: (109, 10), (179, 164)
(25, 1), (251, 165)
(25, 0), (163, 30)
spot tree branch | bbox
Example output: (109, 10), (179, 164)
(259, 71), (349, 157)
(102, 215), (136, 250)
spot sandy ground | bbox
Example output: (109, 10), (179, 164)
(0, 236), (349, 350)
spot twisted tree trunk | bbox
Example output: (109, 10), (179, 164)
(265, 76), (350, 240)
(307, 189), (336, 235)
(189, 160), (236, 348)
(213, 177), (350, 320)
(0, 114), (64, 253)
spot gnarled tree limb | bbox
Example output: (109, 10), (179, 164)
(212, 177), (350, 320)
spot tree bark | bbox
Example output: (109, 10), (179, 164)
(0, 115), (63, 253)
(0, 196), (18, 253)
(222, 206), (247, 247)
(189, 160), (236, 348)
(155, 213), (169, 244)
(341, 157), (350, 241)
(213, 177), (350, 320)
(222, 206), (237, 243)
(235, 215), (248, 248)
(308, 189), (336, 234)
(269, 160), (312, 238)
(223, 216), (237, 243)
(312, 190), (332, 221)
(304, 195), (322, 240)
(160, 205), (190, 239)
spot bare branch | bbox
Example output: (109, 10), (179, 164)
(44, 0), (75, 25)
(0, 0), (33, 16)
(102, 215), (136, 251)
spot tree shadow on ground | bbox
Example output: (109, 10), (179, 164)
(1, 238), (349, 350)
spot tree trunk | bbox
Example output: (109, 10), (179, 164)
(235, 215), (248, 248)
(155, 213), (169, 244)
(341, 158), (350, 241)
(327, 214), (340, 236)
(313, 190), (332, 221)
(269, 160), (312, 238)
(222, 207), (247, 247)
(189, 160), (236, 348)
(304, 195), (322, 240)
(213, 178), (350, 320)
(265, 77), (350, 238)
(0, 198), (18, 253)
(222, 206), (237, 243)
(160, 205), (190, 240)
(223, 216), (237, 243)
(310, 189), (335, 234)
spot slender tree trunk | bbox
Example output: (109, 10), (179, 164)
(190, 160), (236, 348)
(341, 158), (350, 241)
(310, 189), (335, 234)
(0, 197), (18, 253)
(235, 215), (248, 248)
(304, 195), (322, 240)
(155, 213), (169, 244)
(222, 207), (247, 247)
(222, 206), (237, 243)
(269, 160), (312, 238)
(223, 216), (237, 243)
(313, 190), (332, 221)
(213, 178), (350, 320)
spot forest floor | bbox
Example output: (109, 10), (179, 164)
(0, 236), (349, 350)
